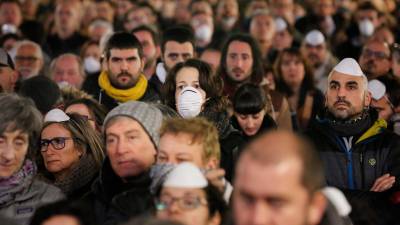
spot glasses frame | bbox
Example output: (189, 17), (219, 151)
(39, 137), (75, 152)
(155, 195), (208, 211)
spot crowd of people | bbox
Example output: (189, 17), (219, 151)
(1, 0), (400, 225)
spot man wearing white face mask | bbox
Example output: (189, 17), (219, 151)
(335, 2), (381, 59)
(190, 11), (214, 54)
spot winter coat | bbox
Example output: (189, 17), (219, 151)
(305, 111), (400, 220)
(0, 171), (64, 225)
(83, 158), (154, 225)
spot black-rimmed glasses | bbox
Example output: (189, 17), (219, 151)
(39, 137), (75, 152)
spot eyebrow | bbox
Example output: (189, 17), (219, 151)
(346, 81), (358, 86)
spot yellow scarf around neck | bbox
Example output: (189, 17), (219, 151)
(98, 71), (148, 103)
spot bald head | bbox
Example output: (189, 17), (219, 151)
(236, 130), (324, 194)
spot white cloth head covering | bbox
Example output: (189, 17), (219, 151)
(322, 187), (352, 217)
(44, 108), (70, 122)
(368, 79), (386, 100)
(163, 162), (208, 188)
(305, 30), (325, 46)
(333, 58), (365, 77)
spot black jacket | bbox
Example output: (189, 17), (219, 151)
(82, 72), (160, 111)
(305, 111), (400, 219)
(83, 158), (154, 225)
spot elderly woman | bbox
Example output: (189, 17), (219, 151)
(0, 94), (64, 225)
(38, 109), (105, 199)
(156, 163), (227, 225)
(162, 58), (245, 182)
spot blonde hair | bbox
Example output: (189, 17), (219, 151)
(160, 117), (220, 162)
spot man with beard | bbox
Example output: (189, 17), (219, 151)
(358, 39), (400, 105)
(149, 26), (195, 94)
(85, 32), (159, 110)
(132, 25), (160, 80)
(305, 58), (400, 222)
(14, 40), (44, 80)
(301, 30), (338, 92)
(218, 33), (264, 100)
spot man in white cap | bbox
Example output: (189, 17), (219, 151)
(305, 58), (400, 219)
(301, 29), (338, 92)
(0, 47), (16, 93)
(368, 79), (394, 121)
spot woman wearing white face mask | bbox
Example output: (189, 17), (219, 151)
(80, 41), (102, 75)
(162, 59), (245, 182)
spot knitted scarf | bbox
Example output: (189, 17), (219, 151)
(98, 71), (148, 102)
(53, 154), (98, 196)
(0, 160), (35, 206)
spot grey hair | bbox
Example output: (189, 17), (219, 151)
(0, 93), (43, 160)
(49, 53), (86, 79)
(14, 40), (44, 61)
(88, 19), (114, 35)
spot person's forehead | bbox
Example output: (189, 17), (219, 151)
(329, 71), (364, 83)
(228, 40), (252, 53)
(57, 56), (79, 67)
(165, 41), (194, 52)
(110, 48), (140, 56)
(106, 116), (144, 133)
(252, 14), (273, 23)
(17, 44), (39, 54)
(161, 186), (205, 196)
(365, 42), (390, 53)
(133, 30), (154, 42)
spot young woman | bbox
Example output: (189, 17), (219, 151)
(39, 109), (105, 199)
(162, 59), (244, 182)
(232, 83), (276, 142)
(275, 48), (324, 131)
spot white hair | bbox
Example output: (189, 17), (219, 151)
(14, 40), (44, 61)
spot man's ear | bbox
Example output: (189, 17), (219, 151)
(308, 192), (327, 225)
(365, 91), (372, 107)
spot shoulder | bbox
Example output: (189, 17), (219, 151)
(30, 179), (65, 203)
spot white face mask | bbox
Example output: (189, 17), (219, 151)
(222, 17), (236, 28)
(84, 56), (101, 74)
(195, 24), (213, 42)
(358, 19), (374, 37)
(176, 86), (204, 118)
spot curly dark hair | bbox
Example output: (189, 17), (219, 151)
(162, 58), (228, 113)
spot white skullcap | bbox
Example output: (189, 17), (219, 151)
(44, 108), (70, 122)
(333, 58), (365, 77)
(275, 17), (287, 32)
(368, 79), (386, 100)
(163, 162), (208, 188)
(322, 187), (352, 217)
(305, 30), (325, 46)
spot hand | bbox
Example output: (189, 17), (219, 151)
(205, 168), (226, 193)
(370, 173), (396, 192)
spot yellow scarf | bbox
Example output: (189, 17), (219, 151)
(98, 71), (148, 103)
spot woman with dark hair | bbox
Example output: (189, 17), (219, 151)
(38, 109), (105, 199)
(275, 47), (324, 131)
(162, 58), (244, 182)
(155, 163), (227, 225)
(64, 97), (109, 133)
(0, 94), (64, 225)
(232, 83), (276, 142)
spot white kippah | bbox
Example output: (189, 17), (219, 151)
(44, 108), (70, 122)
(305, 30), (325, 46)
(333, 58), (365, 77)
(368, 79), (386, 100)
(275, 17), (287, 32)
(163, 162), (208, 188)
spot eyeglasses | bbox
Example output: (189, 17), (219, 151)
(361, 48), (389, 60)
(155, 195), (207, 211)
(15, 56), (39, 64)
(39, 137), (75, 152)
